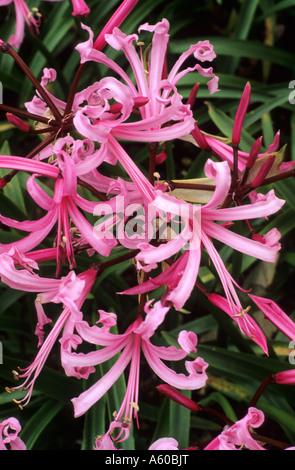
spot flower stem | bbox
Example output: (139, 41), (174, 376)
(0, 43), (62, 123)
(0, 104), (59, 126)
(249, 375), (275, 407)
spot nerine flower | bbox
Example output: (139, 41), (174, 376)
(203, 407), (266, 450)
(0, 141), (122, 272)
(0, 0), (90, 49)
(0, 250), (99, 407)
(72, 19), (218, 147)
(0, 417), (26, 450)
(61, 300), (208, 442)
(121, 159), (284, 353)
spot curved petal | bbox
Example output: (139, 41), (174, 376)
(203, 219), (281, 263)
(203, 159), (231, 210)
(203, 189), (285, 221)
(142, 340), (208, 390)
(72, 337), (134, 417)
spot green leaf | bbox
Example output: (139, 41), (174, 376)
(21, 399), (64, 450)
(206, 101), (255, 152)
(169, 390), (191, 448)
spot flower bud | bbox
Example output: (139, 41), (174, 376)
(251, 155), (275, 188)
(155, 151), (167, 165)
(274, 370), (295, 385)
(246, 136), (263, 169)
(232, 82), (251, 145)
(191, 123), (209, 150)
(6, 113), (30, 132)
(157, 384), (201, 412)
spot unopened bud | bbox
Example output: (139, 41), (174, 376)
(232, 82), (251, 145)
(133, 96), (149, 108)
(246, 136), (263, 169)
(157, 384), (201, 412)
(186, 82), (200, 108)
(274, 370), (295, 385)
(251, 155), (275, 188)
(6, 113), (30, 132)
(109, 97), (149, 115)
(109, 103), (123, 114)
(191, 123), (209, 150)
(155, 151), (167, 165)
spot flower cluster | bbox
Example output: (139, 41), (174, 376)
(0, 0), (295, 451)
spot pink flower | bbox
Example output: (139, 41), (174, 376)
(204, 407), (266, 450)
(61, 300), (208, 442)
(0, 142), (119, 272)
(122, 159), (284, 321)
(0, 417), (26, 450)
(73, 20), (218, 145)
(0, 0), (42, 48)
(0, 251), (99, 406)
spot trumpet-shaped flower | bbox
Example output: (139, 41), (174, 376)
(122, 159), (284, 337)
(72, 19), (218, 146)
(0, 251), (99, 407)
(61, 300), (208, 442)
(0, 141), (122, 271)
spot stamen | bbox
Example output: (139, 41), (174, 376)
(130, 402), (139, 412)
(12, 370), (19, 380)
(12, 399), (23, 410)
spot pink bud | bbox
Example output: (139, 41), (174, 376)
(93, 0), (139, 51)
(191, 123), (209, 150)
(133, 96), (149, 109)
(251, 155), (275, 188)
(109, 96), (149, 114)
(155, 151), (167, 165)
(71, 0), (90, 17)
(6, 113), (30, 133)
(186, 83), (200, 108)
(268, 130), (280, 153)
(109, 103), (123, 114)
(157, 384), (201, 412)
(274, 370), (295, 385)
(246, 136), (263, 169)
(232, 82), (251, 145)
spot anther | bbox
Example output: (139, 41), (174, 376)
(12, 370), (19, 380)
